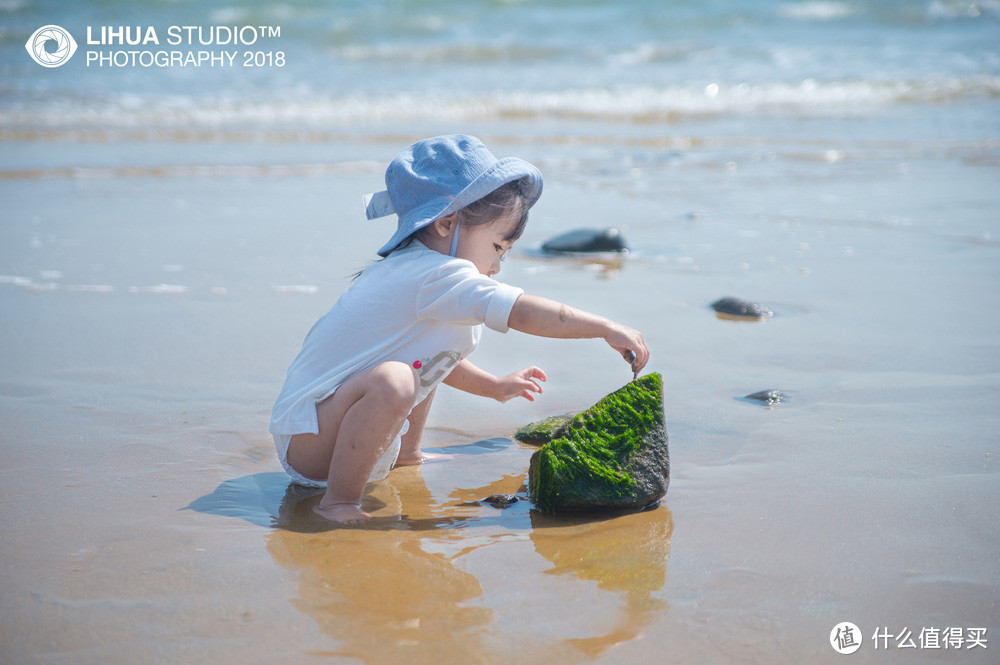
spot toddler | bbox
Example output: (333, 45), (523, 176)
(270, 135), (648, 524)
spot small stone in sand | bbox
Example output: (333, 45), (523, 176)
(744, 389), (787, 405)
(711, 296), (773, 320)
(541, 228), (629, 254)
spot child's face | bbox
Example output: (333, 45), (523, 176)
(457, 214), (519, 277)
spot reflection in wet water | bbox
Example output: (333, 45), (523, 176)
(269, 488), (494, 663)
(521, 249), (627, 280)
(189, 438), (671, 664)
(530, 509), (671, 658)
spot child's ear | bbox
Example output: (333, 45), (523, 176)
(432, 212), (459, 238)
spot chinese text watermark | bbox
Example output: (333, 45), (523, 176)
(831, 623), (988, 655)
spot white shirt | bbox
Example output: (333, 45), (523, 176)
(270, 240), (523, 436)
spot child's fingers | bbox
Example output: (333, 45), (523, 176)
(523, 366), (547, 382)
(523, 377), (544, 395)
(633, 346), (650, 372)
(616, 332), (649, 372)
(633, 341), (649, 371)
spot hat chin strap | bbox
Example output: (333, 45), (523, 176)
(449, 212), (461, 257)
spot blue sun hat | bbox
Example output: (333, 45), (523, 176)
(364, 135), (543, 257)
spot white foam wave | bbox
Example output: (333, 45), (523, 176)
(1, 78), (996, 130)
(66, 285), (115, 293)
(1, 275), (32, 287)
(605, 43), (705, 66)
(24, 282), (58, 293)
(778, 2), (857, 20)
(332, 42), (562, 64)
(128, 284), (188, 294)
(1, 275), (114, 293)
(272, 285), (318, 294)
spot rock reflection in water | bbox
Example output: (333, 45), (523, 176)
(522, 249), (626, 279)
(530, 508), (672, 658)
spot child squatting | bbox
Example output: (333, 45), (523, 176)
(270, 134), (649, 524)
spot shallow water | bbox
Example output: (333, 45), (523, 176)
(2, 0), (999, 662)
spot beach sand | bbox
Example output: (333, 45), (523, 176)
(1, 125), (997, 663)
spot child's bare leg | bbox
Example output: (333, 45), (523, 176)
(395, 388), (435, 466)
(286, 361), (418, 524)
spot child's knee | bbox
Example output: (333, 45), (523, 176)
(368, 361), (419, 413)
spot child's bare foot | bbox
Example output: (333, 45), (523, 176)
(313, 501), (371, 525)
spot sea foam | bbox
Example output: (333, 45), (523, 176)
(2, 78), (997, 131)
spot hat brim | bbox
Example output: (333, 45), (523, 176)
(377, 156), (542, 257)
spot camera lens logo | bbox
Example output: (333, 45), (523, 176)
(25, 25), (78, 68)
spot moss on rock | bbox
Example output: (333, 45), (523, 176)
(514, 414), (574, 445)
(527, 373), (669, 513)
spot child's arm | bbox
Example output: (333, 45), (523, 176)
(507, 294), (649, 372)
(443, 359), (546, 403)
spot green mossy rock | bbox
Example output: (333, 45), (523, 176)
(527, 373), (668, 513)
(514, 414), (574, 445)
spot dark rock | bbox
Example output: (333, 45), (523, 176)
(744, 389), (787, 406)
(711, 296), (773, 320)
(482, 494), (519, 508)
(528, 373), (668, 513)
(541, 228), (628, 254)
(458, 494), (521, 509)
(514, 414), (573, 445)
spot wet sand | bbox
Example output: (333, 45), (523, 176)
(2, 130), (999, 664)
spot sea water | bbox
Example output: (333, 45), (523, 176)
(2, 0), (998, 137)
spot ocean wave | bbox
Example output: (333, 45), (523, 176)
(329, 38), (695, 66)
(128, 284), (188, 294)
(777, 2), (858, 21)
(1, 77), (997, 130)
(331, 41), (565, 64)
(926, 0), (1000, 19)
(0, 0), (28, 12)
(0, 162), (382, 178)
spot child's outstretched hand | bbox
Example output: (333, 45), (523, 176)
(493, 366), (547, 403)
(603, 323), (649, 375)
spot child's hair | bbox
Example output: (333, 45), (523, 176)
(444, 179), (531, 243)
